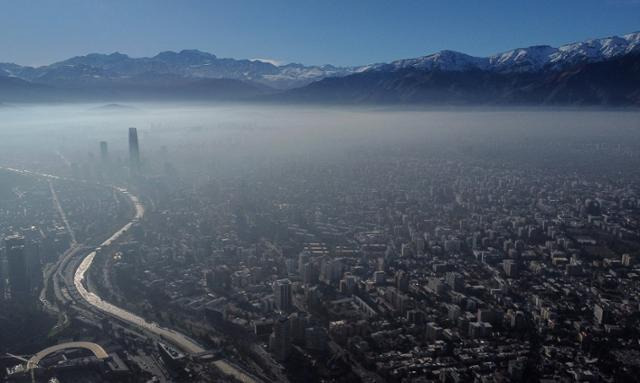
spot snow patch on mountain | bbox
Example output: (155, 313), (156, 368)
(369, 31), (640, 74)
(490, 45), (557, 72)
(384, 50), (490, 72)
(1, 31), (639, 90)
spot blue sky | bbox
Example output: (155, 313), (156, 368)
(1, 0), (639, 67)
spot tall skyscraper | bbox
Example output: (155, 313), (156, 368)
(22, 226), (42, 292)
(100, 141), (108, 162)
(0, 253), (5, 300)
(395, 270), (409, 292)
(269, 316), (291, 361)
(128, 127), (140, 169)
(274, 278), (292, 312)
(5, 235), (28, 298)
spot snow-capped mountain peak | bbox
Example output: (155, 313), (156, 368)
(368, 31), (640, 74)
(380, 50), (489, 72)
(550, 36), (628, 66)
(489, 45), (557, 72)
(1, 31), (639, 90)
(625, 31), (640, 47)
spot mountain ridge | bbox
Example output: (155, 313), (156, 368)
(276, 52), (640, 106)
(0, 49), (356, 90)
(1, 31), (639, 105)
(364, 31), (640, 73)
(2, 31), (638, 90)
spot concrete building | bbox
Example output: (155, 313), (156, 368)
(274, 278), (292, 312)
(269, 316), (292, 361)
(128, 127), (140, 170)
(5, 235), (28, 298)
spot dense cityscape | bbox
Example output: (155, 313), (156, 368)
(1, 108), (639, 382)
(3, 0), (640, 381)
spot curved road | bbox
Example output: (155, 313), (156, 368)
(73, 189), (205, 354)
(2, 166), (264, 383)
(26, 341), (108, 370)
(0, 167), (204, 354)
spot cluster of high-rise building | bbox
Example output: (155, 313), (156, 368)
(87, 134), (640, 382)
(4, 120), (640, 382)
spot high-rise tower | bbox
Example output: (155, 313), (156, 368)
(273, 278), (292, 312)
(269, 316), (292, 361)
(128, 127), (140, 169)
(100, 141), (108, 162)
(0, 251), (4, 299)
(5, 234), (28, 298)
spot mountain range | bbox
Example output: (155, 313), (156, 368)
(1, 31), (639, 105)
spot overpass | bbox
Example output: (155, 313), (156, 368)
(26, 341), (108, 370)
(1, 166), (260, 381)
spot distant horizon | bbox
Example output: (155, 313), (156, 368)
(1, 0), (639, 67)
(3, 28), (640, 69)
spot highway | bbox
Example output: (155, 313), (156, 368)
(38, 180), (82, 329)
(0, 166), (204, 354)
(1, 166), (263, 382)
(72, 189), (206, 354)
(48, 179), (77, 245)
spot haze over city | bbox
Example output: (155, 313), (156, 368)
(1, 1), (640, 383)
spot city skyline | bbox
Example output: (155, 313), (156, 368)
(3, 107), (640, 381)
(1, 2), (640, 381)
